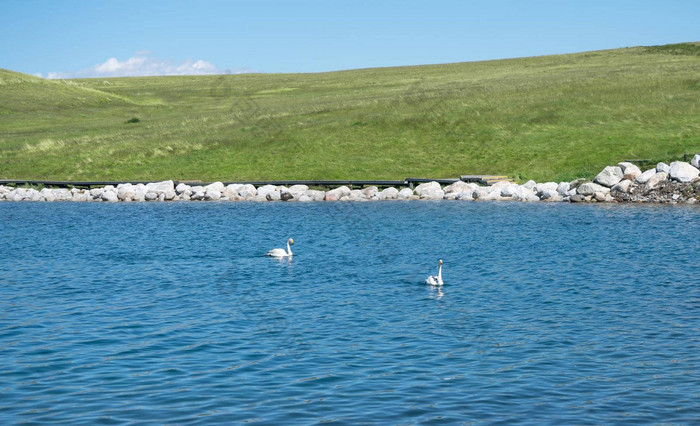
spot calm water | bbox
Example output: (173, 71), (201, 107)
(1, 201), (698, 424)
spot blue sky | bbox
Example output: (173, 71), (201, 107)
(1, 0), (698, 78)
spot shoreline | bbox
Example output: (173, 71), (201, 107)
(2, 158), (699, 205)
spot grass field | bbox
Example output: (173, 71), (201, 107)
(1, 42), (699, 182)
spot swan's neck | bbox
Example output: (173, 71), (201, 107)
(437, 264), (443, 283)
(286, 241), (293, 255)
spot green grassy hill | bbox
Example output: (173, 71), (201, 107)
(1, 43), (699, 182)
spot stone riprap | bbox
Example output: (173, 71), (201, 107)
(2, 157), (699, 204)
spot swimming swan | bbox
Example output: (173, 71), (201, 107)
(267, 238), (294, 257)
(426, 259), (443, 285)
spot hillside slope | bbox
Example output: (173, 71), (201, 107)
(1, 43), (699, 182)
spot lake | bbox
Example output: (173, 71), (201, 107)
(1, 201), (698, 423)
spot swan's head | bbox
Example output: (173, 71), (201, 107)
(439, 259), (443, 265)
(288, 238), (294, 245)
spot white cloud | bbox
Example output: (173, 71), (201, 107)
(45, 54), (253, 79)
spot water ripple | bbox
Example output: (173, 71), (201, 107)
(0, 202), (698, 423)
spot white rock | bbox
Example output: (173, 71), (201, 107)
(305, 190), (326, 201)
(594, 166), (623, 187)
(39, 188), (55, 202)
(325, 186), (351, 201)
(204, 190), (221, 201)
(348, 189), (366, 201)
(397, 188), (414, 199)
(414, 181), (444, 199)
(534, 182), (558, 195)
(691, 154), (700, 169)
(53, 189), (72, 201)
(238, 184), (257, 199)
(298, 195), (312, 202)
(556, 182), (571, 196)
(71, 191), (87, 202)
(500, 184), (521, 198)
(443, 181), (476, 194)
(361, 186), (379, 199)
(146, 180), (175, 195)
(456, 191), (475, 200)
(380, 187), (399, 200)
(618, 163), (641, 180)
(668, 162), (699, 182)
(145, 192), (158, 201)
(645, 172), (669, 190)
(102, 190), (119, 202)
(256, 184), (279, 197)
(133, 185), (147, 201)
(175, 183), (190, 194)
(117, 184), (135, 201)
(611, 179), (632, 193)
(205, 182), (225, 193)
(523, 180), (537, 190)
(656, 162), (670, 173)
(90, 188), (104, 198)
(635, 169), (656, 184)
(539, 188), (560, 200)
(288, 185), (309, 199)
(577, 182), (610, 196)
(266, 191), (282, 201)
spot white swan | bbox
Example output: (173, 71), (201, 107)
(267, 238), (294, 257)
(425, 259), (443, 285)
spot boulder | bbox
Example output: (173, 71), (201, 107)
(668, 162), (699, 182)
(361, 186), (379, 199)
(325, 186), (351, 201)
(539, 188), (560, 200)
(53, 189), (72, 201)
(534, 182), (558, 195)
(594, 166), (623, 187)
(305, 190), (326, 201)
(618, 162), (641, 180)
(645, 172), (669, 190)
(266, 191), (282, 201)
(397, 188), (414, 199)
(348, 189), (366, 201)
(280, 191), (294, 201)
(133, 185), (147, 201)
(117, 184), (135, 201)
(443, 181), (474, 194)
(380, 187), (399, 200)
(635, 169), (657, 184)
(523, 180), (537, 190)
(90, 187), (104, 198)
(500, 184), (521, 198)
(556, 182), (571, 196)
(611, 179), (632, 193)
(146, 180), (175, 195)
(287, 185), (309, 199)
(101, 190), (119, 202)
(414, 181), (444, 199)
(238, 184), (257, 199)
(298, 195), (312, 202)
(205, 182), (225, 193)
(164, 190), (177, 201)
(256, 184), (279, 197)
(71, 191), (87, 202)
(568, 178), (587, 190)
(175, 183), (190, 194)
(656, 162), (670, 173)
(577, 182), (610, 196)
(145, 192), (158, 201)
(204, 190), (221, 201)
(691, 154), (700, 169)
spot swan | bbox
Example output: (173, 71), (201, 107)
(425, 259), (443, 285)
(267, 238), (294, 257)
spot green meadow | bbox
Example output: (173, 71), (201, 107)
(1, 42), (699, 182)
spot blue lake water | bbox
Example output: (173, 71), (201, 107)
(1, 201), (698, 424)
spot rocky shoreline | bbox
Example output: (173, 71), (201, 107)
(2, 156), (699, 204)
